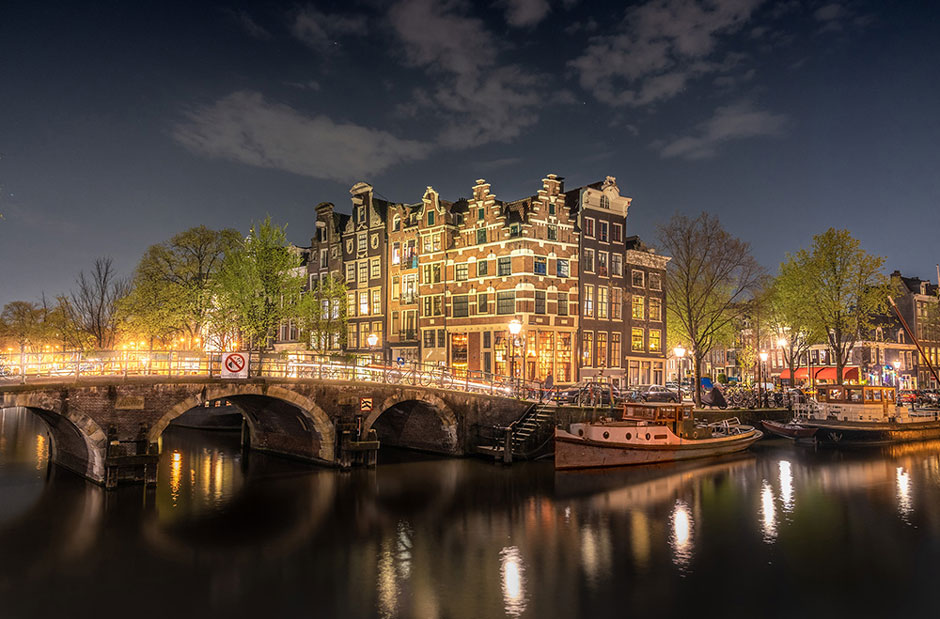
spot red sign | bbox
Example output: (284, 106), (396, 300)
(221, 352), (248, 378)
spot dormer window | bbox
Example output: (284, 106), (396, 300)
(393, 215), (401, 231)
(510, 223), (521, 238)
(428, 211), (435, 226)
(600, 195), (610, 209)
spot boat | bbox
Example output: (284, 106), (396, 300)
(760, 419), (817, 441)
(554, 402), (763, 470)
(794, 384), (940, 445)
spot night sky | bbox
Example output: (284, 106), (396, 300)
(2, 0), (939, 307)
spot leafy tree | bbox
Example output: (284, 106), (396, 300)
(768, 261), (826, 387)
(123, 226), (240, 344)
(214, 217), (305, 365)
(783, 228), (889, 384)
(1, 301), (44, 355)
(659, 212), (766, 406)
(295, 274), (347, 355)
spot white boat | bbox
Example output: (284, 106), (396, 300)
(554, 403), (763, 470)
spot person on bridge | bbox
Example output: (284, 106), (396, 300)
(542, 372), (554, 402)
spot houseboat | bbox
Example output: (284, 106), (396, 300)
(794, 384), (940, 445)
(554, 402), (762, 470)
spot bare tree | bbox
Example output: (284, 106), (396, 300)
(63, 257), (129, 350)
(659, 213), (766, 407)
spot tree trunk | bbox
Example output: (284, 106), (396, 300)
(694, 354), (703, 408)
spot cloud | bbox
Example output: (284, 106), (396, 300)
(172, 91), (432, 182)
(388, 0), (546, 147)
(656, 101), (787, 159)
(569, 0), (764, 106)
(225, 9), (271, 40)
(291, 5), (367, 49)
(813, 2), (873, 33)
(500, 0), (551, 27)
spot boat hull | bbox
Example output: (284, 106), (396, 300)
(554, 428), (763, 470)
(803, 418), (940, 445)
(761, 420), (817, 440)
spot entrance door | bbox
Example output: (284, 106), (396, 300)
(468, 332), (481, 372)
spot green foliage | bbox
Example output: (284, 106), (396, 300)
(213, 216), (305, 355)
(781, 228), (889, 383)
(1, 301), (44, 351)
(295, 274), (347, 353)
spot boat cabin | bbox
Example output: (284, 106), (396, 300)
(811, 384), (900, 421)
(622, 402), (696, 437)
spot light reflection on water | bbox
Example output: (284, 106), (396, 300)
(5, 413), (940, 618)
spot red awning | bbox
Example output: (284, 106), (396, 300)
(779, 367), (859, 381)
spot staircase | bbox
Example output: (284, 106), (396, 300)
(477, 402), (556, 463)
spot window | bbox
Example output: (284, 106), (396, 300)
(347, 291), (357, 317)
(346, 263), (356, 283)
(612, 288), (622, 320)
(428, 211), (435, 226)
(611, 254), (623, 277)
(557, 292), (568, 316)
(423, 295), (443, 317)
(432, 233), (441, 251)
(348, 325), (359, 349)
(548, 202), (556, 216)
(584, 285), (594, 317)
(534, 257), (547, 275)
(478, 207), (485, 220)
(456, 264), (469, 281)
(584, 249), (595, 273)
(557, 259), (569, 278)
(371, 234), (379, 249)
(599, 221), (608, 242)
(547, 225), (557, 241)
(357, 232), (367, 252)
(438, 329), (446, 348)
(600, 195), (610, 209)
(611, 333), (621, 367)
(510, 223), (521, 237)
(497, 291), (515, 315)
(483, 331), (491, 347)
(584, 218), (595, 238)
(598, 252), (608, 276)
(535, 290), (546, 315)
(597, 332), (608, 367)
(649, 329), (662, 353)
(477, 260), (488, 277)
(423, 263), (442, 284)
(498, 257), (512, 276)
(392, 276), (400, 299)
(359, 291), (370, 316)
(649, 272), (661, 290)
(632, 328), (645, 351)
(393, 215), (401, 231)
(392, 242), (401, 265)
(424, 330), (436, 348)
(358, 261), (368, 284)
(598, 287), (609, 319)
(453, 295), (469, 317)
(478, 293), (489, 314)
(612, 223), (622, 243)
(476, 228), (487, 244)
(632, 270), (645, 288)
(402, 274), (417, 303)
(370, 257), (380, 279)
(372, 289), (381, 315)
(320, 248), (328, 266)
(649, 298), (662, 321)
(582, 332), (594, 367)
(632, 295), (645, 320)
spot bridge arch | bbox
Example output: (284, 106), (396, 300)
(365, 392), (460, 454)
(150, 385), (335, 463)
(1, 395), (109, 483)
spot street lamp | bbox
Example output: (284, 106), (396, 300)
(673, 345), (687, 402)
(367, 332), (378, 364)
(893, 359), (901, 389)
(508, 319), (522, 385)
(759, 351), (769, 408)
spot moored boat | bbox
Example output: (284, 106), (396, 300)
(554, 402), (763, 470)
(795, 384), (940, 445)
(761, 419), (817, 441)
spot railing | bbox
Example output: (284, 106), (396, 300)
(0, 351), (543, 400)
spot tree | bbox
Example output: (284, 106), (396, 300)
(123, 226), (240, 344)
(296, 274), (347, 354)
(61, 257), (129, 350)
(659, 212), (766, 406)
(768, 261), (826, 388)
(1, 301), (44, 355)
(783, 228), (889, 384)
(214, 217), (305, 364)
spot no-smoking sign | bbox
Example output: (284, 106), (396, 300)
(221, 352), (248, 378)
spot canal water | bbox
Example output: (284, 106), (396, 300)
(2, 406), (940, 619)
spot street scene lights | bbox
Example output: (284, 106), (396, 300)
(893, 359), (901, 388)
(759, 351), (769, 408)
(367, 332), (378, 364)
(508, 319), (522, 382)
(673, 345), (686, 402)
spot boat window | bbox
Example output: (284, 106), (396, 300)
(829, 388), (843, 402)
(864, 389), (874, 402)
(872, 390), (882, 402)
(847, 389), (862, 403)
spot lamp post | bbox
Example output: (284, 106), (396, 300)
(759, 351), (769, 408)
(367, 332), (378, 365)
(777, 337), (788, 388)
(673, 345), (687, 402)
(508, 319), (522, 389)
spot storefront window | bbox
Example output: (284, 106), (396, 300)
(451, 333), (468, 369)
(582, 332), (594, 367)
(557, 333), (572, 382)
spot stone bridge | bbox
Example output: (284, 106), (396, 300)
(0, 376), (530, 486)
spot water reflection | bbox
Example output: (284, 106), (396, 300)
(669, 500), (694, 571)
(760, 480), (777, 543)
(896, 466), (912, 523)
(778, 460), (794, 512)
(499, 546), (526, 617)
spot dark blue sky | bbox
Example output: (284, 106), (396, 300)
(2, 0), (939, 306)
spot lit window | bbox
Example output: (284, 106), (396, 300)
(632, 328), (644, 351)
(632, 296), (645, 320)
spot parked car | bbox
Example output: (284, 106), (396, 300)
(898, 389), (919, 404)
(628, 384), (681, 403)
(556, 381), (621, 405)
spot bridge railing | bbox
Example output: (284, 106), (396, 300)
(0, 351), (545, 400)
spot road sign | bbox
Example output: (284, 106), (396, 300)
(359, 397), (373, 413)
(397, 356), (405, 366)
(221, 352), (248, 379)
